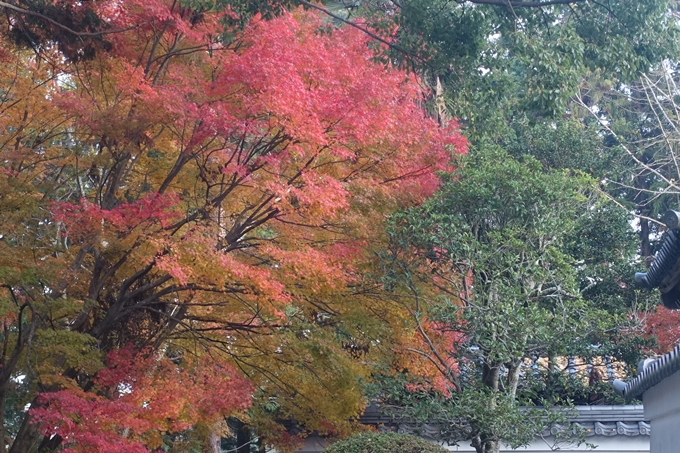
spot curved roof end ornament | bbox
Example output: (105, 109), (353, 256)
(634, 210), (680, 309)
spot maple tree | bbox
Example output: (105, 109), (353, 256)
(642, 306), (680, 354)
(0, 2), (466, 451)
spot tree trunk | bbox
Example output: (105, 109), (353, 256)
(229, 418), (250, 453)
(8, 396), (63, 453)
(475, 358), (502, 453)
(471, 435), (483, 453)
(484, 440), (501, 453)
(236, 424), (250, 453)
(507, 359), (522, 398)
(0, 389), (6, 453)
(208, 431), (221, 453)
(482, 361), (500, 391)
(485, 439), (500, 453)
(471, 436), (500, 453)
(8, 411), (39, 453)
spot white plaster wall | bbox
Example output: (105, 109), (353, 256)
(644, 370), (680, 453)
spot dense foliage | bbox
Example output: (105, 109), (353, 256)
(344, 2), (680, 453)
(0, 2), (466, 452)
(324, 432), (448, 453)
(1, 0), (679, 452)
(377, 147), (640, 452)
(376, 0), (679, 120)
(574, 63), (680, 352)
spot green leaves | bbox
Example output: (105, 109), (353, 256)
(512, 28), (585, 117)
(378, 0), (678, 123)
(378, 145), (631, 449)
(33, 330), (103, 379)
(324, 432), (448, 453)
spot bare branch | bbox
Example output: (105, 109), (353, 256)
(576, 91), (680, 193)
(295, 0), (427, 63)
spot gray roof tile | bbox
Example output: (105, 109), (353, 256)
(617, 343), (680, 401)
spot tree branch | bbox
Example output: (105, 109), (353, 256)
(0, 1), (141, 37)
(295, 0), (427, 64)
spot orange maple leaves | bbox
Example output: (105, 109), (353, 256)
(0, 0), (467, 449)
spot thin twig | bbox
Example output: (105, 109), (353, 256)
(295, 0), (429, 65)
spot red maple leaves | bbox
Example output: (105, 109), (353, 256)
(32, 346), (253, 452)
(1, 0), (467, 449)
(51, 193), (182, 235)
(643, 305), (680, 353)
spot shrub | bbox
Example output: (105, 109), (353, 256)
(324, 432), (448, 453)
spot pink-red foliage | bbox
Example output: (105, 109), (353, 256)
(644, 305), (680, 353)
(51, 193), (182, 236)
(32, 347), (253, 452)
(0, 0), (467, 447)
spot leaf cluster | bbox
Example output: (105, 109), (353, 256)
(377, 143), (644, 449)
(373, 0), (679, 118)
(324, 432), (448, 453)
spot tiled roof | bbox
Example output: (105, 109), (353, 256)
(615, 343), (680, 401)
(569, 404), (645, 422)
(634, 210), (680, 308)
(562, 405), (649, 437)
(360, 404), (650, 438)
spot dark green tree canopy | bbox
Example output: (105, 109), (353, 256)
(375, 0), (678, 118)
(376, 146), (645, 453)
